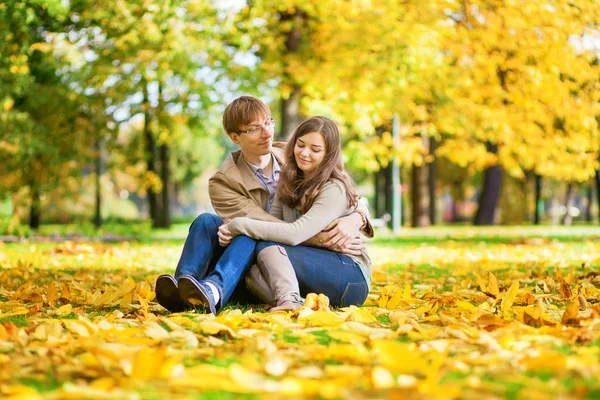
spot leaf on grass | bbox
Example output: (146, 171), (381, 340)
(55, 304), (73, 317)
(131, 346), (166, 380)
(299, 310), (345, 327)
(345, 306), (378, 324)
(370, 339), (430, 374)
(501, 282), (519, 312)
(455, 300), (477, 312)
(120, 290), (134, 310)
(199, 321), (237, 338)
(560, 300), (580, 325)
(486, 271), (499, 298)
(559, 279), (572, 299)
(46, 282), (58, 305)
(475, 272), (488, 292)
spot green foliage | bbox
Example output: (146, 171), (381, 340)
(0, 216), (32, 237)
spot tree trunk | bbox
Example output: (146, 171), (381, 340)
(373, 126), (386, 219)
(585, 185), (593, 222)
(94, 134), (102, 228)
(451, 180), (464, 222)
(279, 10), (304, 139)
(428, 137), (437, 225)
(474, 143), (502, 225)
(143, 80), (159, 226)
(281, 87), (301, 139)
(534, 174), (542, 225)
(30, 184), (40, 229)
(384, 163), (393, 227)
(158, 143), (171, 228)
(373, 171), (380, 218)
(411, 163), (430, 227)
(562, 183), (574, 225)
(595, 169), (600, 224)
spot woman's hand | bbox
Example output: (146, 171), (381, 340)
(218, 221), (234, 247)
(320, 213), (363, 248)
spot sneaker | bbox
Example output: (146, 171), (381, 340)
(155, 274), (188, 313)
(178, 275), (218, 315)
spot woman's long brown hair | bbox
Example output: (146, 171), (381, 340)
(277, 116), (360, 213)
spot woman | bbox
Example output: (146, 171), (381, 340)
(218, 116), (372, 311)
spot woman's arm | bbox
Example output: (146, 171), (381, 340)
(227, 182), (348, 246)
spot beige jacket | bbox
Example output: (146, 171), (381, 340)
(208, 142), (286, 223)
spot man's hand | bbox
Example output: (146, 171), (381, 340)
(320, 213), (363, 248)
(218, 222), (233, 247)
(331, 236), (366, 256)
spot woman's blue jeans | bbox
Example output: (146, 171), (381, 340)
(173, 213), (258, 308)
(255, 241), (369, 307)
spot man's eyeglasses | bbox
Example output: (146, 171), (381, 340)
(238, 118), (276, 137)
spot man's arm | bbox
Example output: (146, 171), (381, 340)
(208, 174), (281, 223)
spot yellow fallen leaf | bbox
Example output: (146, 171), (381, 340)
(487, 271), (499, 297)
(131, 346), (166, 380)
(455, 300), (477, 312)
(264, 356), (289, 376)
(323, 343), (371, 364)
(144, 321), (170, 340)
(371, 339), (430, 374)
(89, 377), (116, 390)
(199, 321), (237, 338)
(0, 383), (40, 398)
(475, 272), (488, 292)
(327, 330), (368, 343)
(560, 300), (580, 325)
(403, 284), (412, 300)
(46, 282), (58, 305)
(0, 324), (8, 340)
(120, 289), (133, 309)
(346, 306), (378, 324)
(559, 279), (572, 299)
(371, 366), (395, 389)
(386, 291), (403, 309)
(298, 310), (345, 327)
(63, 320), (89, 337)
(55, 304), (73, 317)
(501, 282), (519, 312)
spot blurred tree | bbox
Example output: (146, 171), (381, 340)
(0, 0), (91, 228)
(67, 0), (232, 227)
(436, 0), (600, 224)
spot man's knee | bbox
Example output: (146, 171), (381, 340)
(191, 213), (222, 231)
(231, 235), (257, 248)
(255, 241), (281, 255)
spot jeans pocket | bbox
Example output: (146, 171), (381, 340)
(340, 281), (368, 307)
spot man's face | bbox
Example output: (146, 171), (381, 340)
(228, 115), (275, 158)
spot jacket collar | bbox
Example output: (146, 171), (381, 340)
(224, 142), (287, 192)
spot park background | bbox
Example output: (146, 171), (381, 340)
(1, 0), (600, 237)
(2, 1), (600, 399)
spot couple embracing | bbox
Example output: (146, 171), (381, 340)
(155, 96), (374, 314)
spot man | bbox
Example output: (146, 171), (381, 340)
(155, 96), (372, 314)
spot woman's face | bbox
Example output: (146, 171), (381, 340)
(294, 131), (326, 175)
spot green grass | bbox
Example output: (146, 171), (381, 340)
(0, 315), (30, 327)
(376, 314), (391, 325)
(17, 373), (61, 393)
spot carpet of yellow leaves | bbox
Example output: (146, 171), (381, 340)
(0, 236), (599, 399)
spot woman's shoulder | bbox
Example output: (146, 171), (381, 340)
(320, 179), (347, 197)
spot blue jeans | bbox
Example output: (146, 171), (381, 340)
(174, 213), (258, 309)
(255, 241), (369, 307)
